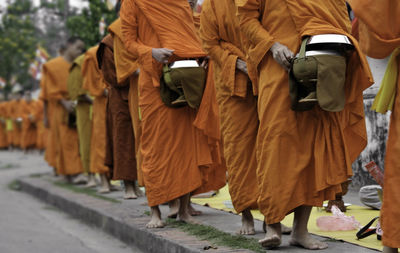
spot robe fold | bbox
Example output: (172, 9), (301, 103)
(68, 54), (92, 173)
(12, 99), (23, 147)
(200, 0), (258, 213)
(348, 0), (400, 247)
(82, 46), (109, 175)
(236, 0), (372, 223)
(108, 18), (142, 184)
(33, 100), (46, 150)
(40, 56), (84, 175)
(98, 34), (137, 181)
(121, 0), (226, 206)
(20, 99), (37, 149)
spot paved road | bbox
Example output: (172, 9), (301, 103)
(0, 150), (142, 253)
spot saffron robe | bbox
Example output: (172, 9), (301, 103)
(20, 99), (37, 149)
(349, 0), (400, 247)
(82, 46), (109, 175)
(236, 0), (373, 223)
(200, 0), (258, 213)
(40, 56), (84, 175)
(121, 0), (226, 206)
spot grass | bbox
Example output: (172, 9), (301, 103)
(8, 180), (21, 191)
(0, 163), (19, 170)
(29, 173), (43, 178)
(144, 210), (151, 216)
(166, 218), (265, 253)
(52, 181), (121, 204)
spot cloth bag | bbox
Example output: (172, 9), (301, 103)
(289, 38), (347, 112)
(160, 64), (206, 109)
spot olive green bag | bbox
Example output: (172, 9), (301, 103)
(160, 64), (206, 109)
(289, 38), (347, 112)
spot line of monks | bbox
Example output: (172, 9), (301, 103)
(0, 0), (398, 252)
(0, 91), (46, 152)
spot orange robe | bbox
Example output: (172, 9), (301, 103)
(108, 19), (142, 183)
(200, 0), (258, 213)
(82, 46), (109, 175)
(348, 0), (400, 248)
(12, 99), (23, 147)
(33, 100), (46, 150)
(4, 101), (14, 146)
(121, 0), (226, 206)
(0, 103), (8, 148)
(236, 0), (373, 224)
(20, 100), (37, 149)
(40, 56), (84, 175)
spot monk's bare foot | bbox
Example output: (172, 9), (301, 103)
(383, 246), (398, 253)
(259, 223), (282, 248)
(134, 184), (144, 197)
(188, 202), (202, 216)
(177, 194), (200, 224)
(167, 199), (179, 218)
(290, 231), (328, 250)
(177, 211), (200, 224)
(146, 206), (165, 228)
(281, 224), (292, 235)
(98, 186), (110, 194)
(239, 209), (255, 235)
(85, 174), (97, 188)
(72, 174), (88, 185)
(123, 180), (137, 199)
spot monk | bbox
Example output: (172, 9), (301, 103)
(20, 91), (37, 151)
(0, 101), (8, 149)
(121, 0), (226, 228)
(33, 99), (46, 151)
(199, 0), (259, 234)
(40, 37), (85, 180)
(105, 16), (142, 198)
(11, 90), (23, 148)
(67, 54), (96, 187)
(82, 46), (111, 191)
(348, 1), (400, 252)
(236, 0), (373, 249)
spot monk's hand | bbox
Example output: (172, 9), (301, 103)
(152, 48), (174, 64)
(270, 42), (294, 71)
(60, 99), (75, 113)
(236, 59), (248, 75)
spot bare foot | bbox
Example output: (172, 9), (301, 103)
(281, 224), (292, 235)
(146, 206), (165, 228)
(259, 223), (282, 248)
(72, 174), (88, 185)
(85, 175), (97, 188)
(134, 184), (144, 197)
(188, 202), (202, 216)
(168, 199), (179, 218)
(177, 211), (200, 224)
(290, 232), (328, 250)
(239, 209), (255, 235)
(98, 185), (111, 194)
(177, 194), (200, 224)
(123, 181), (138, 199)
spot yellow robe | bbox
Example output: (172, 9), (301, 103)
(68, 54), (92, 173)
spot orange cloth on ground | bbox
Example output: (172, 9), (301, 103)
(121, 0), (226, 207)
(33, 100), (46, 150)
(236, 0), (373, 224)
(82, 46), (109, 175)
(0, 103), (8, 148)
(20, 99), (37, 149)
(40, 56), (83, 175)
(200, 0), (258, 213)
(108, 18), (143, 184)
(349, 0), (400, 248)
(348, 0), (400, 59)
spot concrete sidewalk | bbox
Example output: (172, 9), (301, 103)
(16, 173), (379, 253)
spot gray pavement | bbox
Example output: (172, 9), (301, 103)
(0, 150), (142, 253)
(0, 150), (381, 253)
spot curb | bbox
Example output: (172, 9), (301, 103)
(17, 176), (253, 253)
